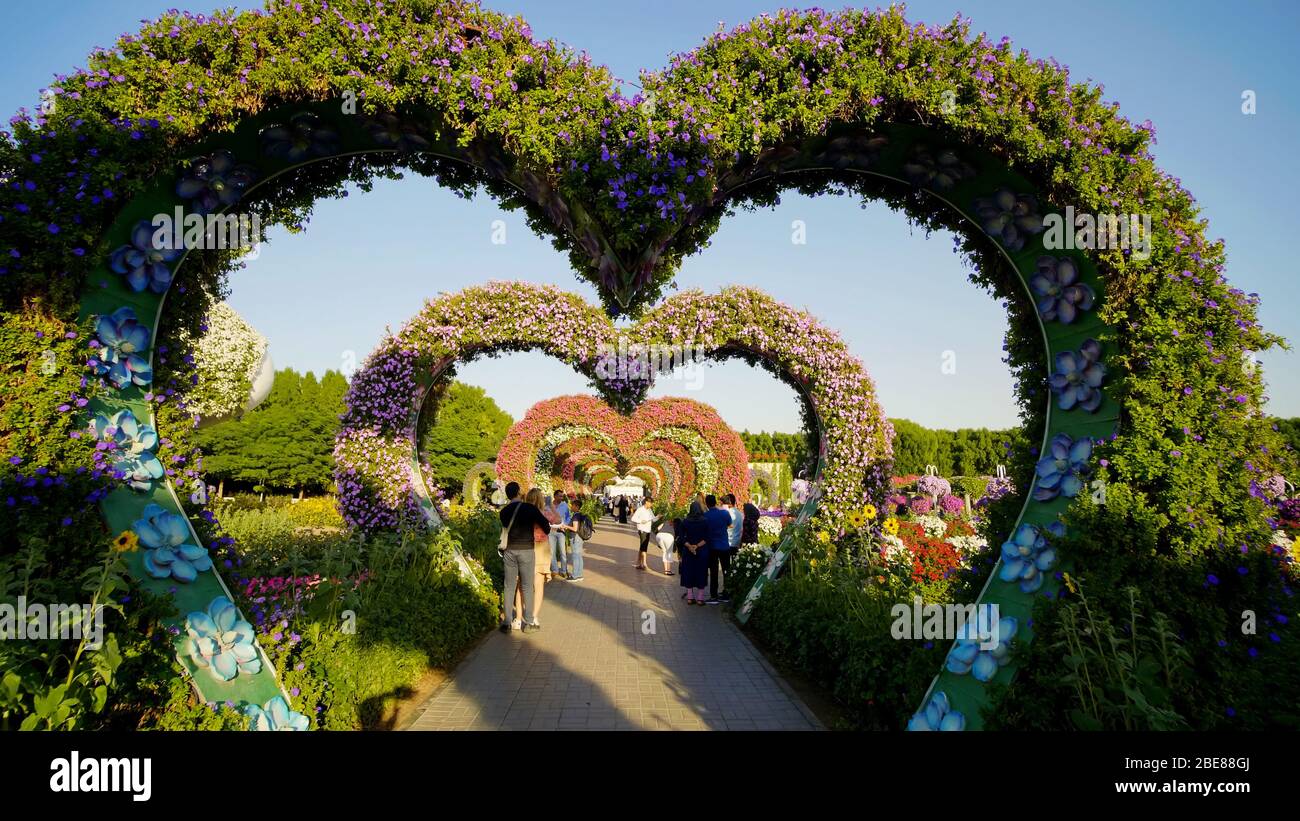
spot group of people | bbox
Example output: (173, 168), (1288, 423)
(496, 482), (595, 633)
(627, 493), (761, 606)
(497, 483), (764, 634)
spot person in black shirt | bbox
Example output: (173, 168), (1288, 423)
(498, 481), (550, 633)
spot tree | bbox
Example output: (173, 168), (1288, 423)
(196, 367), (348, 496)
(419, 381), (513, 494)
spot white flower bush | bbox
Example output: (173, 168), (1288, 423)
(946, 534), (988, 559)
(881, 534), (912, 566)
(914, 514), (947, 539)
(183, 301), (268, 420)
(757, 516), (782, 540)
(733, 543), (774, 577)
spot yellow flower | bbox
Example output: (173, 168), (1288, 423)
(816, 530), (831, 544)
(1063, 572), (1078, 595)
(112, 530), (139, 552)
(882, 517), (899, 536)
(849, 511), (865, 529)
(809, 558), (819, 568)
(861, 504), (877, 521)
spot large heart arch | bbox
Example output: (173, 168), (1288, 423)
(334, 284), (888, 534)
(493, 395), (752, 506)
(3, 1), (1281, 729)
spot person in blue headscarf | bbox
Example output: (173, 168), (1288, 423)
(677, 501), (711, 604)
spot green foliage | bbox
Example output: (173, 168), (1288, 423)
(196, 368), (347, 494)
(986, 485), (1298, 729)
(419, 381), (513, 495)
(889, 418), (1024, 477)
(748, 565), (946, 730)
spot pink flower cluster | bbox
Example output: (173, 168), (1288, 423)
(495, 394), (749, 504)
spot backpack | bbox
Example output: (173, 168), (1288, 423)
(575, 513), (594, 541)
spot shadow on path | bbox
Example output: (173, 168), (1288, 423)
(406, 519), (821, 731)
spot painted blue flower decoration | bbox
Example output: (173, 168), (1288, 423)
(973, 188), (1044, 252)
(946, 615), (1018, 682)
(1049, 338), (1106, 412)
(185, 596), (262, 682)
(246, 696), (310, 731)
(907, 691), (965, 731)
(91, 307), (153, 389)
(176, 149), (258, 214)
(903, 145), (975, 191)
(998, 521), (1065, 593)
(816, 133), (889, 169)
(260, 112), (340, 162)
(108, 220), (184, 294)
(133, 502), (212, 583)
(88, 409), (163, 490)
(1033, 433), (1093, 501)
(1030, 255), (1096, 324)
(363, 113), (432, 153)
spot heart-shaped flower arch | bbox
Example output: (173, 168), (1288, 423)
(333, 282), (889, 535)
(493, 394), (751, 506)
(4, 0), (1284, 729)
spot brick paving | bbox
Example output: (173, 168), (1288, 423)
(407, 519), (821, 731)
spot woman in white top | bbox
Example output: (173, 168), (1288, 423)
(654, 518), (676, 575)
(630, 498), (657, 570)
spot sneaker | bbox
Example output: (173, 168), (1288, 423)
(499, 622), (511, 633)
(718, 593), (732, 603)
(522, 622), (542, 634)
(706, 598), (721, 606)
(568, 576), (585, 582)
(511, 618), (523, 630)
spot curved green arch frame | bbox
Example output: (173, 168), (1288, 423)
(461, 461), (498, 505)
(72, 110), (1117, 728)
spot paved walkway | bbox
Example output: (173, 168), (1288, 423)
(407, 519), (821, 730)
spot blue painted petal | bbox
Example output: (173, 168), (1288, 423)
(231, 643), (258, 664)
(930, 692), (950, 714)
(142, 551), (170, 579)
(1068, 438), (1093, 463)
(171, 559), (197, 583)
(1056, 258), (1079, 286)
(211, 651), (239, 681)
(972, 653), (998, 682)
(248, 706), (271, 731)
(907, 713), (932, 731)
(287, 713), (310, 731)
(189, 554), (213, 572)
(1080, 338), (1102, 362)
(1055, 351), (1077, 374)
(1035, 547), (1057, 571)
(124, 266), (150, 292)
(238, 656), (262, 675)
(161, 514), (188, 546)
(938, 712), (965, 731)
(1057, 299), (1078, 324)
(999, 558), (1026, 582)
(999, 617), (1019, 641)
(1058, 386), (1079, 410)
(1020, 572), (1045, 593)
(130, 221), (155, 250)
(950, 641), (979, 664)
(1060, 474), (1084, 498)
(1083, 363), (1105, 388)
(267, 696), (291, 726)
(925, 702), (941, 728)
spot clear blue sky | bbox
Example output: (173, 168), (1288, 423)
(4, 1), (1298, 434)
